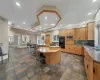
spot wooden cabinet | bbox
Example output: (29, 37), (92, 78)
(65, 45), (83, 55)
(59, 29), (67, 36)
(75, 27), (86, 40)
(66, 40), (74, 45)
(86, 22), (95, 40)
(84, 57), (93, 80)
(74, 45), (83, 55)
(66, 29), (75, 40)
(93, 62), (100, 80)
(84, 49), (93, 80)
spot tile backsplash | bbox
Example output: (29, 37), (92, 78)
(75, 40), (94, 46)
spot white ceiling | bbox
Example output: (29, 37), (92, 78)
(0, 0), (100, 31)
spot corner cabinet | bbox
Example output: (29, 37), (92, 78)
(84, 48), (100, 80)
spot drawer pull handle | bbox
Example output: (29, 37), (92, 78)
(87, 65), (88, 68)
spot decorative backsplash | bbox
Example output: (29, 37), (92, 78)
(75, 40), (94, 46)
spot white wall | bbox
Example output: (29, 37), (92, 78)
(0, 18), (8, 53)
(0, 17), (8, 61)
(9, 29), (38, 46)
(30, 34), (37, 43)
(95, 9), (100, 46)
(52, 30), (59, 35)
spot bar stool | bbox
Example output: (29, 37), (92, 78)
(0, 47), (9, 64)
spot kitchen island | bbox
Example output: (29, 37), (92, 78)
(38, 46), (61, 64)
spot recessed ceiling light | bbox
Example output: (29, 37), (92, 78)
(60, 24), (62, 26)
(45, 24), (47, 26)
(23, 22), (26, 24)
(8, 26), (10, 27)
(83, 22), (85, 24)
(18, 25), (20, 27)
(16, 2), (20, 7)
(88, 13), (92, 15)
(93, 0), (97, 2)
(45, 17), (47, 20)
(40, 26), (41, 28)
(51, 23), (55, 26)
(56, 18), (57, 20)
(8, 21), (12, 25)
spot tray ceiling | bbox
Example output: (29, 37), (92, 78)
(0, 0), (100, 32)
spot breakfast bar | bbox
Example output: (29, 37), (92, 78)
(38, 47), (61, 64)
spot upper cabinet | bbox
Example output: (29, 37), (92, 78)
(86, 22), (95, 40)
(59, 29), (67, 36)
(75, 27), (86, 40)
(59, 22), (95, 40)
(66, 29), (75, 40)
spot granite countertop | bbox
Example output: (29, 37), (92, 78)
(38, 47), (60, 53)
(49, 46), (60, 48)
(84, 45), (100, 62)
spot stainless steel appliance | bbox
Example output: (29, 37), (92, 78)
(59, 36), (65, 48)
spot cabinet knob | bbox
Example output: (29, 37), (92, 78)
(87, 65), (88, 68)
(93, 67), (95, 74)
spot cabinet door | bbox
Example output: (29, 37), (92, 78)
(79, 27), (86, 40)
(75, 28), (80, 40)
(87, 22), (95, 40)
(75, 27), (86, 40)
(94, 62), (100, 80)
(74, 46), (83, 55)
(87, 59), (93, 80)
(60, 29), (67, 36)
(84, 58), (88, 75)
(84, 58), (93, 80)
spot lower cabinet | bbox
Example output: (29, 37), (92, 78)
(65, 45), (83, 55)
(93, 62), (100, 80)
(84, 58), (93, 80)
(84, 48), (100, 80)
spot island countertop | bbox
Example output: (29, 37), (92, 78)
(84, 45), (100, 62)
(38, 47), (61, 64)
(38, 47), (60, 53)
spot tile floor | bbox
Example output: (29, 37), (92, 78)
(0, 47), (86, 80)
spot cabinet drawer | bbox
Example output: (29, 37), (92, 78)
(84, 49), (93, 61)
(66, 40), (74, 45)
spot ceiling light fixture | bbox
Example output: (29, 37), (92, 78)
(51, 23), (55, 26)
(93, 0), (97, 2)
(23, 22), (26, 24)
(88, 13), (92, 15)
(45, 17), (47, 20)
(45, 24), (47, 26)
(56, 18), (57, 20)
(8, 26), (10, 27)
(16, 2), (20, 7)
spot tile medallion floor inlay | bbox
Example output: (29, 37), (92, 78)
(0, 47), (86, 80)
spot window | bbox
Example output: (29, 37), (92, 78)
(52, 35), (59, 42)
